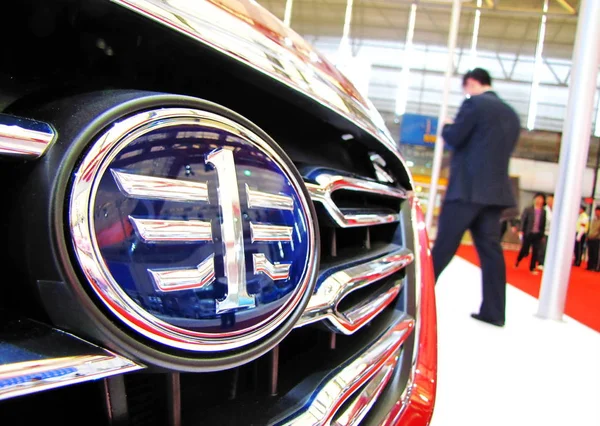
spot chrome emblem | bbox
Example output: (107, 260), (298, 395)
(111, 148), (293, 313)
(69, 107), (317, 352)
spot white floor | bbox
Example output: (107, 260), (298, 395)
(430, 257), (600, 426)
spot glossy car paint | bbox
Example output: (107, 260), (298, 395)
(383, 200), (438, 425)
(111, 0), (398, 155)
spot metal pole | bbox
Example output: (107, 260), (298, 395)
(592, 95), (600, 212)
(337, 0), (354, 62)
(590, 138), (600, 213)
(467, 0), (483, 70)
(537, 0), (600, 320)
(425, 0), (462, 232)
(526, 0), (549, 131)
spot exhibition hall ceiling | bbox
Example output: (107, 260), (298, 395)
(260, 0), (579, 60)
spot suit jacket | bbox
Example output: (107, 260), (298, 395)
(520, 206), (546, 235)
(442, 91), (520, 207)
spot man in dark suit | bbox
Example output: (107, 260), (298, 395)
(515, 193), (547, 274)
(432, 68), (520, 328)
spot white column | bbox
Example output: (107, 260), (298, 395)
(395, 3), (418, 116)
(594, 90), (600, 137)
(425, 0), (462, 231)
(537, 0), (600, 320)
(526, 0), (549, 131)
(283, 0), (293, 26)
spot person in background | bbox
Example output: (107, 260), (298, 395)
(515, 193), (547, 274)
(537, 193), (554, 270)
(574, 205), (590, 267)
(586, 206), (600, 271)
(431, 68), (520, 328)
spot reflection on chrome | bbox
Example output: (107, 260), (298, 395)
(0, 113), (56, 159)
(246, 184), (294, 210)
(278, 316), (414, 426)
(207, 148), (255, 314)
(305, 172), (407, 228)
(253, 253), (291, 280)
(129, 217), (212, 242)
(149, 255), (215, 292)
(111, 169), (209, 202)
(369, 152), (395, 184)
(333, 358), (397, 426)
(297, 248), (414, 334)
(0, 319), (141, 401)
(250, 222), (293, 243)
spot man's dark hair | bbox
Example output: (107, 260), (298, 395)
(463, 68), (492, 87)
(595, 206), (600, 211)
(534, 192), (546, 202)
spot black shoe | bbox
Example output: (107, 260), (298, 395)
(470, 313), (505, 327)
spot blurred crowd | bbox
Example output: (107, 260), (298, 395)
(502, 193), (600, 274)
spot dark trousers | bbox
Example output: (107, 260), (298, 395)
(574, 234), (587, 266)
(516, 233), (543, 271)
(500, 221), (508, 241)
(538, 235), (548, 266)
(587, 239), (600, 270)
(432, 201), (506, 323)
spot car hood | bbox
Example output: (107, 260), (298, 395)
(112, 0), (397, 153)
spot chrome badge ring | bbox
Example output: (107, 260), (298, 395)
(69, 107), (318, 352)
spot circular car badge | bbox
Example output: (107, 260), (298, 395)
(69, 107), (317, 352)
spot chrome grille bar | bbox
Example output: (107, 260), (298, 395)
(296, 248), (414, 334)
(276, 315), (415, 426)
(0, 114), (56, 159)
(333, 357), (397, 426)
(305, 172), (406, 228)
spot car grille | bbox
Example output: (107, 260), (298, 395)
(0, 126), (416, 426)
(112, 166), (416, 426)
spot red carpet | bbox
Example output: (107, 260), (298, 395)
(456, 245), (600, 333)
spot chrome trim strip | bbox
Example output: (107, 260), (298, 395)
(0, 114), (56, 159)
(278, 316), (415, 426)
(149, 254), (215, 292)
(246, 184), (294, 211)
(129, 217), (212, 242)
(111, 170), (209, 202)
(340, 210), (400, 226)
(306, 173), (407, 228)
(0, 319), (141, 401)
(297, 248), (414, 334)
(253, 253), (291, 281)
(342, 282), (403, 328)
(250, 222), (293, 243)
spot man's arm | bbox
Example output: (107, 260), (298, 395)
(441, 98), (477, 150)
(520, 208), (530, 237)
